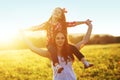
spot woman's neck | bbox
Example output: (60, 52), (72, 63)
(57, 46), (62, 56)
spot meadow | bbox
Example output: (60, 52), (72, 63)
(0, 43), (120, 80)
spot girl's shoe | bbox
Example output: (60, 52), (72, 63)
(84, 64), (94, 69)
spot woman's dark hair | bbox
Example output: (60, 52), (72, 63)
(48, 7), (74, 63)
(53, 31), (75, 64)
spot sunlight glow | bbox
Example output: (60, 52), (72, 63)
(0, 29), (18, 44)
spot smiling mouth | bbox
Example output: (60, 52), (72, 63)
(58, 42), (63, 45)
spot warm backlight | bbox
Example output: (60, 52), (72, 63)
(0, 29), (18, 44)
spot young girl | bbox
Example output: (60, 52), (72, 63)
(20, 20), (93, 79)
(25, 7), (93, 73)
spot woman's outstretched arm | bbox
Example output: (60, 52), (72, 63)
(20, 30), (50, 59)
(75, 19), (93, 50)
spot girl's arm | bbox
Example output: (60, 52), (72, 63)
(25, 22), (47, 31)
(75, 19), (93, 50)
(20, 30), (51, 59)
(66, 19), (90, 27)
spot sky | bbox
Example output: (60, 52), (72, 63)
(0, 0), (120, 41)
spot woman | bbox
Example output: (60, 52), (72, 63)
(25, 7), (93, 73)
(20, 20), (93, 80)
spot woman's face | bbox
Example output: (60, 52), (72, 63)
(52, 8), (62, 20)
(55, 32), (65, 47)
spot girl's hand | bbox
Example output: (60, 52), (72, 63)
(85, 19), (92, 27)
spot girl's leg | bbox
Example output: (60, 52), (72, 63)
(69, 44), (84, 60)
(69, 44), (93, 69)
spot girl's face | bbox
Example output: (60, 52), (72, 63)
(52, 8), (62, 19)
(55, 32), (65, 47)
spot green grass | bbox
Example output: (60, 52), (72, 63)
(0, 44), (120, 80)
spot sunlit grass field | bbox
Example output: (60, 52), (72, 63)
(0, 44), (120, 80)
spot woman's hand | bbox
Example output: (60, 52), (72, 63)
(85, 19), (92, 27)
(19, 29), (23, 32)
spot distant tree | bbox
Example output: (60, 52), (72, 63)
(116, 36), (120, 43)
(30, 37), (47, 48)
(68, 34), (83, 44)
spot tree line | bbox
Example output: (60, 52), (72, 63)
(69, 34), (120, 44)
(0, 34), (120, 50)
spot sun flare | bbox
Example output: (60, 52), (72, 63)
(0, 29), (18, 44)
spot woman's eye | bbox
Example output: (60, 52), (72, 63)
(56, 37), (60, 40)
(56, 37), (65, 40)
